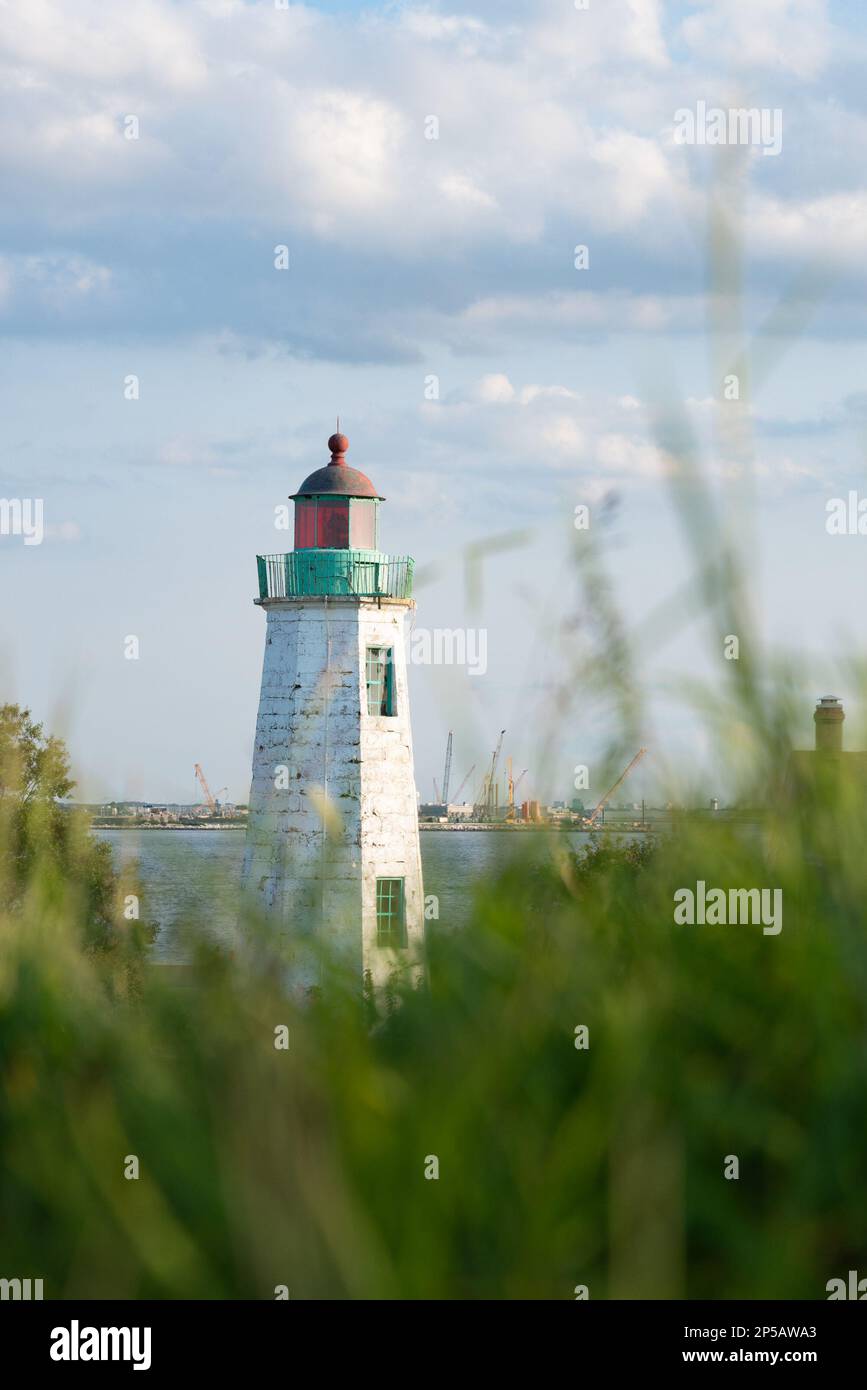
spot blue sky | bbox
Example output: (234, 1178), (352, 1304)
(2, 0), (867, 806)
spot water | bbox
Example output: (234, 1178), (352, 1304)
(96, 827), (607, 962)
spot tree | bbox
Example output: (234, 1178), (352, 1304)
(0, 703), (152, 956)
(0, 704), (73, 804)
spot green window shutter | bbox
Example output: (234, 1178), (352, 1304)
(376, 878), (407, 948)
(384, 647), (395, 715)
(366, 647), (396, 716)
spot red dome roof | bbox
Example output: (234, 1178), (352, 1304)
(291, 433), (383, 500)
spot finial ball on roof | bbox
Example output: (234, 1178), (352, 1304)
(291, 431), (381, 498)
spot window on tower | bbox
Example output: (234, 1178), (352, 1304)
(376, 877), (407, 948)
(349, 498), (378, 550)
(294, 498), (317, 549)
(366, 646), (395, 716)
(316, 498), (350, 548)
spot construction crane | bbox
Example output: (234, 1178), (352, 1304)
(441, 731), (453, 805)
(585, 748), (647, 827)
(452, 764), (475, 804)
(488, 730), (505, 816)
(506, 764), (528, 820)
(433, 779), (441, 802)
(194, 763), (220, 815)
(474, 729), (505, 820)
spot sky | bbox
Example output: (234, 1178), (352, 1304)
(2, 0), (867, 807)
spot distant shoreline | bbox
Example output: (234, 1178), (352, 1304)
(91, 817), (756, 833)
(91, 821), (655, 833)
(92, 822), (247, 831)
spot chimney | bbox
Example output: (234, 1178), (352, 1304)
(814, 696), (844, 753)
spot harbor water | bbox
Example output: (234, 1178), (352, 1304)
(96, 826), (607, 962)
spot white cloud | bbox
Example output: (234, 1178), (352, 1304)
(157, 437), (213, 469)
(519, 384), (579, 405)
(24, 254), (112, 297)
(590, 130), (676, 226)
(288, 89), (408, 229)
(44, 520), (82, 542)
(622, 0), (669, 68)
(531, 0), (669, 72)
(748, 190), (867, 265)
(438, 172), (498, 212)
(0, 0), (861, 354)
(680, 0), (831, 80)
(540, 415), (585, 454)
(596, 432), (671, 478)
(0, 0), (684, 254)
(428, 376), (674, 482)
(0, 0), (207, 87)
(456, 290), (704, 338)
(0, 253), (113, 316)
(399, 11), (490, 48)
(420, 374), (823, 493)
(475, 374), (515, 403)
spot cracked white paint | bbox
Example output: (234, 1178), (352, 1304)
(242, 595), (425, 991)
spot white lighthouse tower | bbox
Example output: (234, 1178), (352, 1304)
(242, 431), (425, 994)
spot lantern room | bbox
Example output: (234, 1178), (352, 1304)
(291, 433), (383, 551)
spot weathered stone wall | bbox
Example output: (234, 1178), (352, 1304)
(356, 603), (425, 989)
(242, 595), (424, 991)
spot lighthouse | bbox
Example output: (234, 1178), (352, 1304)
(242, 432), (425, 994)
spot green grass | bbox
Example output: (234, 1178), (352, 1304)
(2, 740), (867, 1299)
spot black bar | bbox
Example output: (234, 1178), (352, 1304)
(2, 1298), (861, 1374)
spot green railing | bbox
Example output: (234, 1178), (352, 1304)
(257, 550), (414, 600)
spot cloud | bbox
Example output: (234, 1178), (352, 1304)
(414, 370), (848, 504)
(399, 11), (492, 49)
(0, 252), (113, 318)
(680, 0), (831, 80)
(748, 189), (867, 266)
(595, 431), (671, 478)
(0, 1), (682, 258)
(23, 254), (112, 299)
(0, 0), (860, 363)
(474, 374), (515, 403)
(452, 290), (703, 344)
(426, 374), (670, 483)
(0, 0), (207, 87)
(43, 520), (82, 542)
